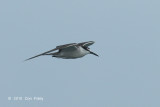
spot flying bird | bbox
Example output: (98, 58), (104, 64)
(25, 41), (98, 61)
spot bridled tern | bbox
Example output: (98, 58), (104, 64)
(25, 41), (98, 61)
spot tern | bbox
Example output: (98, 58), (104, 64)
(25, 41), (98, 61)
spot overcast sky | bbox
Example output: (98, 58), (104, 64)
(0, 0), (160, 107)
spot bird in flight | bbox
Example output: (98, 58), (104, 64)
(25, 41), (98, 61)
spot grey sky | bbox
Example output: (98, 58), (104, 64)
(0, 0), (160, 107)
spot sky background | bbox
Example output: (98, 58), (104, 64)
(0, 0), (160, 107)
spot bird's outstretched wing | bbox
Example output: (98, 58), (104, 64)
(25, 43), (77, 61)
(24, 48), (58, 61)
(56, 43), (77, 48)
(78, 41), (95, 47)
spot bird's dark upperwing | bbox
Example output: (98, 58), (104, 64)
(25, 43), (77, 61)
(24, 48), (58, 61)
(78, 41), (95, 47)
(56, 43), (77, 48)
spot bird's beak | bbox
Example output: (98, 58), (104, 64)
(90, 51), (99, 57)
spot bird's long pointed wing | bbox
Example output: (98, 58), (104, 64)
(25, 43), (77, 61)
(56, 43), (77, 48)
(24, 48), (58, 61)
(78, 41), (95, 47)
